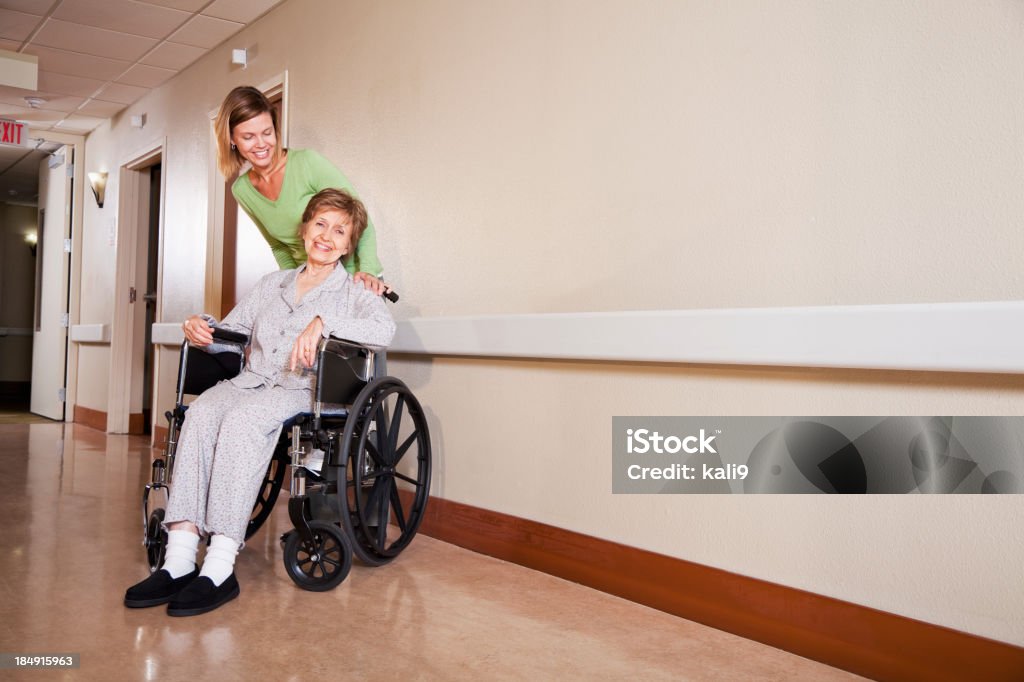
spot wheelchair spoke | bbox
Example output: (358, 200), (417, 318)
(365, 437), (385, 468)
(375, 477), (392, 548)
(374, 408), (389, 461)
(389, 482), (407, 531)
(393, 471), (420, 487)
(363, 476), (386, 521)
(394, 430), (419, 464)
(387, 395), (405, 457)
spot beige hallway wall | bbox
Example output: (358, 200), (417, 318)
(77, 0), (1024, 645)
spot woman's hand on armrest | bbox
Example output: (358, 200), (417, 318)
(290, 316), (325, 370)
(353, 271), (390, 296)
(183, 315), (214, 347)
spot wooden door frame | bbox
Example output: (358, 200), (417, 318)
(107, 138), (165, 433)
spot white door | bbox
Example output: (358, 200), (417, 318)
(30, 146), (71, 420)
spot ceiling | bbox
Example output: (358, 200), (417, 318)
(0, 0), (286, 203)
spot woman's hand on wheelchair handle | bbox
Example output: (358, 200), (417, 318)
(183, 315), (214, 347)
(290, 316), (325, 371)
(353, 271), (390, 297)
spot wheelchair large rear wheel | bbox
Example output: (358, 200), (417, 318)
(246, 440), (289, 540)
(339, 377), (431, 567)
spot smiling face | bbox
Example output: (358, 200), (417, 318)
(230, 112), (279, 172)
(302, 208), (352, 268)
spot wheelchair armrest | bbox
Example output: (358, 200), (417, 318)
(322, 336), (386, 358)
(212, 327), (249, 345)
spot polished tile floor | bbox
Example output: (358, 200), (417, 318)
(0, 422), (865, 681)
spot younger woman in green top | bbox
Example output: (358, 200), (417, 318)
(215, 86), (387, 294)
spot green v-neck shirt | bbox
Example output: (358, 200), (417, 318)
(231, 148), (382, 275)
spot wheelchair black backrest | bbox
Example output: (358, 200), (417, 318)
(180, 346), (244, 396)
(177, 327), (249, 396)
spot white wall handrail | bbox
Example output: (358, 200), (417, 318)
(69, 324), (110, 343)
(151, 323), (184, 346)
(390, 301), (1024, 375)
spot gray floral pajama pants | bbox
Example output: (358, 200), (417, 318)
(164, 379), (311, 545)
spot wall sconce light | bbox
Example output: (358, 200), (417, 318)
(25, 231), (37, 257)
(231, 48), (247, 69)
(88, 171), (107, 208)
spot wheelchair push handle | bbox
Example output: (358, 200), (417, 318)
(383, 289), (399, 303)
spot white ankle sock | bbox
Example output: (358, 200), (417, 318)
(163, 530), (200, 578)
(199, 534), (239, 586)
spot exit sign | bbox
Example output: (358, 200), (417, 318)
(0, 118), (28, 147)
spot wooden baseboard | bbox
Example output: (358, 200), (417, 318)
(73, 407), (148, 434)
(152, 424), (168, 449)
(412, 494), (1024, 681)
(73, 404), (107, 432)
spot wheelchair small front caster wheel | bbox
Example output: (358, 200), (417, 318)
(145, 508), (167, 572)
(282, 521), (353, 592)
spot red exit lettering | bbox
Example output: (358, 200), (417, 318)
(0, 119), (26, 146)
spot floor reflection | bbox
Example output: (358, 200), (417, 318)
(0, 422), (861, 680)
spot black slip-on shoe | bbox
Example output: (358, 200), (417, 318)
(166, 574), (240, 617)
(124, 567), (200, 608)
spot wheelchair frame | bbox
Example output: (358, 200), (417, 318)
(142, 328), (432, 591)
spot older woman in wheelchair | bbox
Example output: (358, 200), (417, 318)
(125, 188), (431, 616)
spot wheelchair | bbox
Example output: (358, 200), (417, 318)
(141, 326), (431, 591)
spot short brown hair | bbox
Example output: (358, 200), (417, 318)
(300, 188), (368, 255)
(214, 86), (282, 178)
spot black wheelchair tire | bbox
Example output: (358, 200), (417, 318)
(338, 376), (431, 567)
(145, 508), (167, 573)
(282, 520), (353, 592)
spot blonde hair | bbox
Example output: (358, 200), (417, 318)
(300, 188), (368, 255)
(214, 86), (282, 178)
